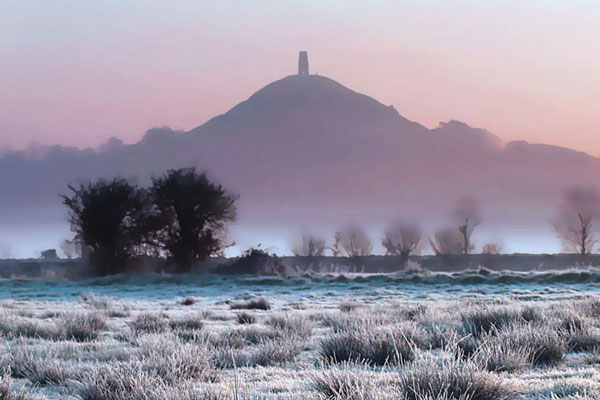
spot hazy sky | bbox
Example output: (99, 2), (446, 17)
(2, 1), (600, 154)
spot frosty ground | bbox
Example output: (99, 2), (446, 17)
(1, 269), (600, 399)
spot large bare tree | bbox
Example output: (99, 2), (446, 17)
(553, 186), (600, 256)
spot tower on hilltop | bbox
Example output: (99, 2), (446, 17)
(298, 51), (309, 76)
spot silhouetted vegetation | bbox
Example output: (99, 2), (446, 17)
(143, 168), (237, 273)
(61, 178), (147, 275)
(62, 169), (237, 275)
(382, 223), (421, 268)
(553, 185), (600, 257)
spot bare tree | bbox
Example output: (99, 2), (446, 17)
(455, 196), (481, 255)
(429, 228), (463, 255)
(553, 185), (600, 256)
(382, 223), (421, 268)
(293, 235), (326, 257)
(336, 227), (372, 257)
(334, 227), (372, 272)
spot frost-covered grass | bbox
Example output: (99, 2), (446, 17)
(0, 281), (600, 399)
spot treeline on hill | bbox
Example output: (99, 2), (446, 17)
(61, 168), (236, 275)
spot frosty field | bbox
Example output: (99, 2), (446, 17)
(1, 269), (600, 399)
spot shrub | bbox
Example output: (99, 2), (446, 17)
(60, 312), (107, 341)
(230, 297), (271, 311)
(397, 360), (513, 400)
(236, 312), (256, 325)
(319, 328), (414, 366)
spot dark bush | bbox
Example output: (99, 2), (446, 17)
(61, 178), (146, 275)
(143, 168), (237, 273)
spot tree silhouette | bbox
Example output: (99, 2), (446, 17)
(455, 196), (480, 255)
(146, 168), (237, 272)
(336, 227), (372, 257)
(382, 223), (421, 268)
(429, 228), (463, 255)
(553, 185), (600, 257)
(293, 235), (326, 257)
(61, 178), (145, 275)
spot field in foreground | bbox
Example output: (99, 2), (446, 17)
(1, 271), (600, 399)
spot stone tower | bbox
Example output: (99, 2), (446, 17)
(298, 51), (309, 76)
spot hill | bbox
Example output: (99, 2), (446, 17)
(0, 72), (599, 254)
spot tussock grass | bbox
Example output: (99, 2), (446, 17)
(60, 312), (107, 341)
(558, 314), (600, 352)
(339, 301), (359, 312)
(1, 343), (70, 386)
(461, 307), (540, 338)
(397, 360), (513, 400)
(212, 337), (302, 368)
(3, 294), (600, 398)
(236, 312), (255, 324)
(230, 297), (271, 310)
(470, 337), (532, 373)
(311, 364), (379, 400)
(266, 313), (313, 338)
(180, 297), (196, 306)
(0, 369), (26, 400)
(169, 314), (205, 331)
(0, 315), (60, 340)
(130, 313), (169, 334)
(319, 327), (414, 366)
(77, 364), (221, 400)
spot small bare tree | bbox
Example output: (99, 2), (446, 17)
(293, 234), (326, 272)
(293, 235), (326, 257)
(481, 243), (502, 254)
(382, 223), (421, 268)
(455, 196), (481, 255)
(553, 186), (600, 256)
(336, 227), (372, 257)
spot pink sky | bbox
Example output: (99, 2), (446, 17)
(1, 1), (599, 154)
